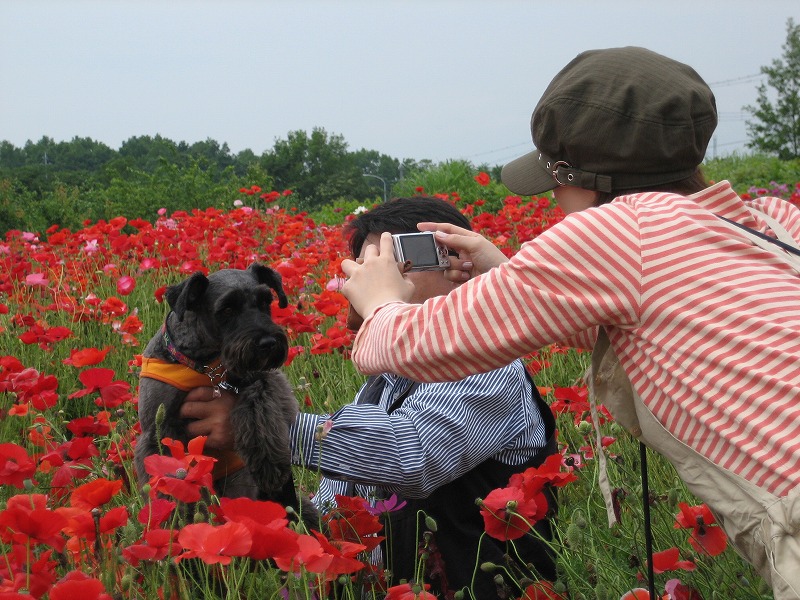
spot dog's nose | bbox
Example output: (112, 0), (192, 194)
(258, 336), (279, 352)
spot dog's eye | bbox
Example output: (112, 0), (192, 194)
(220, 306), (236, 318)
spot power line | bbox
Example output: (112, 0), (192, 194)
(463, 141), (531, 159)
(708, 73), (764, 87)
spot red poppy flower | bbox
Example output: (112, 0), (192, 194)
(143, 437), (216, 502)
(674, 502), (728, 556)
(386, 582), (437, 600)
(0, 544), (57, 598)
(176, 521), (252, 565)
(508, 453), (577, 498)
(69, 477), (123, 510)
(277, 530), (365, 579)
(68, 368), (132, 408)
(217, 497), (300, 561)
(518, 580), (568, 599)
(49, 570), (112, 600)
(474, 171), (490, 186)
(137, 498), (177, 529)
(122, 528), (182, 566)
(99, 296), (127, 318)
(326, 495), (384, 552)
(62, 346), (112, 367)
(261, 191), (281, 203)
(8, 367), (59, 410)
(0, 494), (68, 551)
(274, 531), (330, 573)
(0, 442), (37, 488)
(66, 412), (112, 437)
(479, 486), (546, 541)
(651, 547), (696, 574)
(58, 505), (129, 542)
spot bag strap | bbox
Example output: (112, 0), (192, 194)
(717, 215), (800, 257)
(716, 209), (800, 274)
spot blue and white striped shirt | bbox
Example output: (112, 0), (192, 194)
(289, 359), (548, 511)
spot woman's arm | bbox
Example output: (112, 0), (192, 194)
(343, 205), (642, 381)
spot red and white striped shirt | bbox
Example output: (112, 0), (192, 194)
(352, 181), (800, 496)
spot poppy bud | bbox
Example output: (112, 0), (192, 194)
(566, 523), (583, 549)
(574, 510), (588, 528)
(480, 562), (498, 572)
(594, 583), (610, 600)
(121, 573), (133, 590)
(424, 515), (438, 532)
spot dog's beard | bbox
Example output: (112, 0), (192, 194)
(221, 332), (289, 376)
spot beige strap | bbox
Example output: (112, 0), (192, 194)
(717, 208), (800, 274)
(587, 328), (622, 527)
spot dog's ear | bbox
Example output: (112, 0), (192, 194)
(164, 272), (210, 320)
(248, 263), (289, 309)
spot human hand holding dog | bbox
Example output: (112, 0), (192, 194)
(341, 232), (416, 318)
(416, 222), (509, 281)
(181, 387), (236, 450)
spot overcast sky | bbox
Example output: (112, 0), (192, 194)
(2, 1), (797, 166)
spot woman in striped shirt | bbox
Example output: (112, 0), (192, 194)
(341, 47), (800, 598)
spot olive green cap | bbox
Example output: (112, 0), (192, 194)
(501, 46), (718, 196)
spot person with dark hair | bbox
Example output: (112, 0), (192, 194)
(341, 48), (800, 598)
(181, 196), (558, 599)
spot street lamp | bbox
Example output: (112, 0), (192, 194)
(362, 173), (388, 203)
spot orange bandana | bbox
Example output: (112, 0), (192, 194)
(139, 357), (246, 480)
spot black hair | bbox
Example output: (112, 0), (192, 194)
(346, 196), (472, 258)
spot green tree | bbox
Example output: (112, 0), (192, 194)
(261, 128), (367, 209)
(119, 134), (185, 171)
(745, 18), (800, 159)
(0, 141), (26, 169)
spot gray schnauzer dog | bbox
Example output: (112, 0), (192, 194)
(134, 263), (312, 521)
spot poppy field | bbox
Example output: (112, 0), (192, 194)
(2, 176), (797, 599)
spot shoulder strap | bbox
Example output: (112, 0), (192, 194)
(716, 211), (800, 274)
(717, 215), (800, 257)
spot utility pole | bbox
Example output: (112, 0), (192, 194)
(363, 173), (388, 203)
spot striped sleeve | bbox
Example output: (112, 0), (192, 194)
(292, 363), (545, 499)
(351, 204), (643, 381)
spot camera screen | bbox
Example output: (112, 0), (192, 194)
(399, 234), (439, 267)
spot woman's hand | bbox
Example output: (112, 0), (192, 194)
(180, 387), (236, 450)
(341, 232), (415, 318)
(417, 222), (508, 281)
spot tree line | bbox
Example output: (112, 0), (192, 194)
(0, 128), (446, 233)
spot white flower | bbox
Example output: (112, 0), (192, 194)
(352, 206), (368, 215)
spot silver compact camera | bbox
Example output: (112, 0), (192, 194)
(391, 232), (451, 271)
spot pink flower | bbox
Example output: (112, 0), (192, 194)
(25, 273), (49, 287)
(116, 276), (136, 296)
(325, 276), (345, 292)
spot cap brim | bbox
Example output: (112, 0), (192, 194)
(500, 150), (557, 196)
